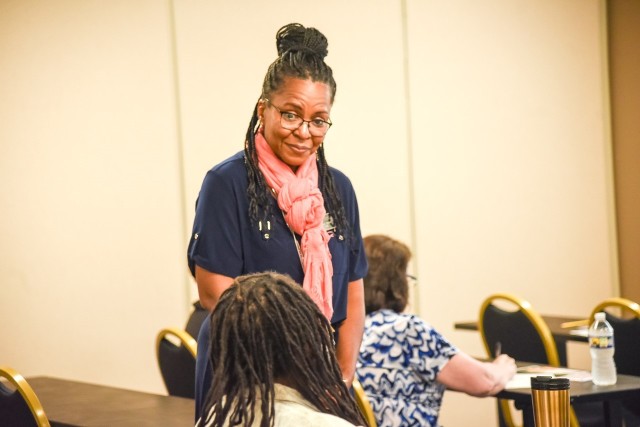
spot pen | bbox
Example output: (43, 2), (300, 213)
(495, 341), (501, 357)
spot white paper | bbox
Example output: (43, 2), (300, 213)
(506, 366), (593, 389)
(505, 373), (548, 389)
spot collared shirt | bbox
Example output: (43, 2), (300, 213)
(187, 151), (367, 326)
(188, 151), (368, 419)
(197, 384), (359, 427)
(357, 309), (459, 427)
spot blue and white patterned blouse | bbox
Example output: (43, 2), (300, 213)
(357, 309), (459, 427)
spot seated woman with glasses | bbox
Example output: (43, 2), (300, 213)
(356, 235), (516, 427)
(196, 271), (365, 427)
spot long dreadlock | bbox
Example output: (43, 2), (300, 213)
(201, 272), (366, 427)
(244, 23), (349, 236)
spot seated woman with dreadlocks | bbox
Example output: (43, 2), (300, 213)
(357, 235), (516, 427)
(196, 272), (365, 427)
(188, 23), (367, 420)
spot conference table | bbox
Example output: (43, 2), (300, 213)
(454, 314), (588, 366)
(27, 376), (194, 426)
(454, 315), (640, 427)
(497, 373), (640, 427)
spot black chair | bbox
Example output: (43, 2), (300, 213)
(479, 293), (567, 427)
(185, 300), (209, 340)
(156, 327), (197, 399)
(590, 297), (640, 425)
(479, 293), (604, 427)
(0, 366), (50, 427)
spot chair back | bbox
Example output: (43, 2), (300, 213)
(352, 378), (377, 427)
(479, 293), (560, 366)
(589, 298), (640, 377)
(156, 327), (197, 399)
(185, 300), (209, 340)
(0, 366), (50, 427)
(478, 294), (582, 427)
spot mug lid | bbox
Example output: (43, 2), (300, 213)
(530, 376), (570, 390)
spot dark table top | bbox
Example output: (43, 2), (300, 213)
(498, 374), (640, 404)
(28, 376), (194, 427)
(496, 373), (640, 427)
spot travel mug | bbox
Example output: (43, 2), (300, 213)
(530, 376), (570, 427)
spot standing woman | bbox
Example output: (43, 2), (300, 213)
(187, 23), (368, 419)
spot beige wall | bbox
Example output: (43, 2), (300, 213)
(0, 0), (188, 393)
(0, 0), (617, 425)
(407, 2), (615, 423)
(608, 0), (640, 303)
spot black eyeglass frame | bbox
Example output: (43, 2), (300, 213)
(264, 98), (333, 136)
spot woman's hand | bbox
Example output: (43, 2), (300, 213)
(335, 279), (365, 389)
(493, 354), (517, 371)
(437, 351), (516, 397)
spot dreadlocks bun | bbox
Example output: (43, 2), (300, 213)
(276, 23), (329, 60)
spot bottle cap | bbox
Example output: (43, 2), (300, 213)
(595, 312), (606, 321)
(530, 376), (570, 390)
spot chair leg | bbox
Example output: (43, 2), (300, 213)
(499, 399), (518, 427)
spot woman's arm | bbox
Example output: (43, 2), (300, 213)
(436, 352), (516, 397)
(335, 279), (365, 388)
(195, 265), (235, 310)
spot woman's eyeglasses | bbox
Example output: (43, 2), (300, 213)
(265, 99), (332, 137)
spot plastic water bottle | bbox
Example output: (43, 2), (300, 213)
(588, 312), (617, 385)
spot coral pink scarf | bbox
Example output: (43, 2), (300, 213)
(255, 133), (334, 320)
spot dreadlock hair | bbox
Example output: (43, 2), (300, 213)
(244, 23), (349, 236)
(200, 272), (366, 427)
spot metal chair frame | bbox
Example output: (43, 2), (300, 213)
(589, 297), (640, 322)
(0, 366), (50, 427)
(352, 378), (377, 427)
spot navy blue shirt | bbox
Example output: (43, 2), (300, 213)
(188, 151), (367, 325)
(188, 151), (368, 420)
